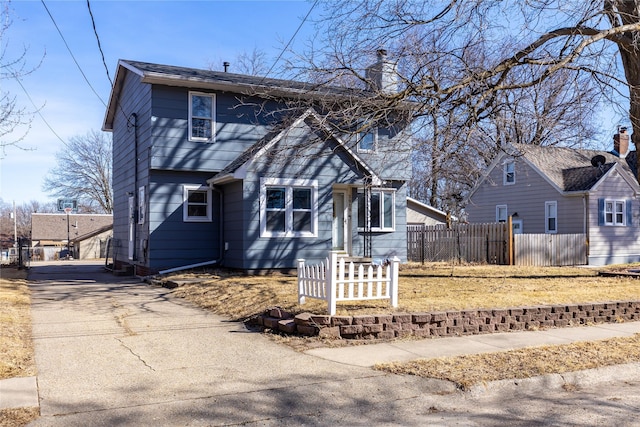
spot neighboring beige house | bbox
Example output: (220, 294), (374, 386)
(31, 213), (113, 260)
(406, 197), (449, 226)
(464, 129), (640, 266)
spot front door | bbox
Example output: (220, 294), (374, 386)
(332, 191), (349, 253)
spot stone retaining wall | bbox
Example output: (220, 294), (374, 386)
(252, 301), (640, 340)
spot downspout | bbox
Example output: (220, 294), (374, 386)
(132, 113), (138, 264)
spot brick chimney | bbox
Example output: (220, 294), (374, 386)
(614, 127), (630, 158)
(365, 49), (398, 94)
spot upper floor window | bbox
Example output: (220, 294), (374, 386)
(357, 122), (377, 153)
(189, 92), (215, 142)
(260, 178), (318, 237)
(545, 201), (557, 233)
(503, 160), (515, 185)
(496, 204), (508, 223)
(357, 188), (395, 231)
(183, 185), (212, 222)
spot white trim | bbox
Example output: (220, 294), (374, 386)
(496, 204), (508, 223)
(503, 160), (515, 185)
(604, 199), (626, 226)
(183, 185), (213, 222)
(188, 91), (216, 142)
(260, 178), (318, 238)
(545, 201), (558, 233)
(357, 188), (396, 232)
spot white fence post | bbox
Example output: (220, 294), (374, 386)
(297, 259), (306, 305)
(327, 251), (338, 316)
(390, 256), (400, 308)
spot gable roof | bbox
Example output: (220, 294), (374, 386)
(208, 108), (382, 186)
(104, 60), (370, 131)
(31, 214), (113, 241)
(508, 143), (639, 193)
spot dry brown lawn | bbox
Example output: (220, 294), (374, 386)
(170, 262), (640, 320)
(0, 266), (39, 426)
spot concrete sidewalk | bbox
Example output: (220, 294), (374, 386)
(304, 321), (640, 367)
(3, 261), (640, 426)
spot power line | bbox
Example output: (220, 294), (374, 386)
(262, 0), (318, 80)
(86, 0), (113, 86)
(40, 0), (107, 107)
(11, 72), (69, 148)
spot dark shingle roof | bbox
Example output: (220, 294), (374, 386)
(509, 143), (638, 192)
(32, 214), (113, 241)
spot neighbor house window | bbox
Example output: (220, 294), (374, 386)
(189, 92), (215, 142)
(357, 188), (395, 231)
(503, 160), (515, 185)
(496, 205), (508, 223)
(357, 122), (377, 152)
(260, 178), (318, 237)
(604, 200), (625, 226)
(183, 185), (212, 222)
(545, 201), (557, 233)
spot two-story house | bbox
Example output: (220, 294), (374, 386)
(464, 130), (640, 266)
(102, 57), (412, 275)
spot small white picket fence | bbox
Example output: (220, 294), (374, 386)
(297, 251), (400, 315)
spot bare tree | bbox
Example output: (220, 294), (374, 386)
(290, 1), (640, 192)
(0, 0), (42, 156)
(0, 198), (56, 246)
(207, 47), (270, 75)
(43, 130), (113, 213)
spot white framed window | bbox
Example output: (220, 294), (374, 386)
(260, 178), (318, 237)
(189, 92), (215, 142)
(545, 201), (557, 233)
(138, 186), (145, 225)
(503, 160), (515, 185)
(357, 188), (395, 232)
(183, 185), (212, 222)
(496, 205), (508, 223)
(604, 200), (625, 226)
(357, 121), (377, 153)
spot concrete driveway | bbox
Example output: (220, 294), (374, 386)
(27, 261), (640, 426)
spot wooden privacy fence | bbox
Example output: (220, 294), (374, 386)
(514, 233), (587, 266)
(407, 223), (587, 266)
(297, 251), (400, 315)
(407, 223), (509, 264)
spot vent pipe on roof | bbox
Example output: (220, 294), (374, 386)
(223, 62), (230, 72)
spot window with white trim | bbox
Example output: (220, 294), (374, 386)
(503, 160), (515, 185)
(605, 200), (625, 226)
(357, 121), (377, 152)
(357, 188), (395, 231)
(496, 205), (508, 223)
(189, 92), (215, 142)
(545, 201), (557, 233)
(260, 178), (317, 237)
(183, 185), (212, 222)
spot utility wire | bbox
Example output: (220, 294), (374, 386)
(86, 0), (113, 86)
(11, 72), (70, 148)
(262, 0), (318, 81)
(40, 0), (107, 107)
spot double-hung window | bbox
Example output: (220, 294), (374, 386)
(357, 188), (395, 231)
(605, 200), (625, 226)
(545, 201), (557, 233)
(503, 160), (515, 185)
(189, 92), (215, 142)
(261, 178), (317, 237)
(183, 185), (212, 222)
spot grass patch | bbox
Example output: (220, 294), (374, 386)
(0, 267), (36, 380)
(0, 407), (39, 427)
(168, 263), (640, 320)
(375, 334), (640, 390)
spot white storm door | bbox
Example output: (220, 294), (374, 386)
(332, 191), (348, 252)
(128, 195), (135, 260)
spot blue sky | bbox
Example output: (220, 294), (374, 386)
(1, 0), (318, 206)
